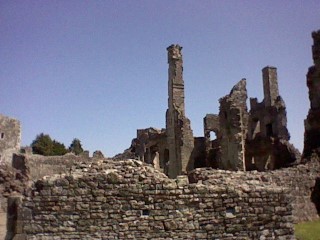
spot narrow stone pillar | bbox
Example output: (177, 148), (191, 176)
(166, 45), (194, 178)
(262, 66), (279, 107)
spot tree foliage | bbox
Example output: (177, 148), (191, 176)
(52, 140), (68, 156)
(31, 133), (67, 156)
(69, 138), (84, 155)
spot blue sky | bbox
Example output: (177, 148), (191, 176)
(1, 1), (319, 157)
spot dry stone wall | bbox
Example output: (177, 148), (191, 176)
(9, 159), (294, 240)
(190, 155), (320, 223)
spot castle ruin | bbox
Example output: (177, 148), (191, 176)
(131, 45), (195, 178)
(130, 44), (300, 178)
(2, 30), (320, 240)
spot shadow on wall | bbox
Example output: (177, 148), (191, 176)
(311, 177), (320, 215)
(5, 196), (21, 240)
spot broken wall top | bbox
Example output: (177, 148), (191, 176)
(13, 156), (295, 239)
(31, 157), (289, 195)
(219, 79), (247, 109)
(307, 29), (320, 110)
(312, 30), (320, 65)
(137, 127), (166, 140)
(204, 114), (220, 133)
(167, 44), (183, 61)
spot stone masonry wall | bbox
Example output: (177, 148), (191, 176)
(219, 79), (248, 171)
(166, 44), (194, 178)
(190, 155), (320, 223)
(12, 153), (91, 180)
(304, 30), (320, 158)
(9, 159), (294, 240)
(0, 153), (92, 219)
(0, 114), (21, 164)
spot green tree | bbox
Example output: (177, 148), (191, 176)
(69, 138), (84, 155)
(31, 133), (67, 156)
(52, 140), (68, 156)
(31, 133), (54, 156)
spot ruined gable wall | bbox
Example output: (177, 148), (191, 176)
(0, 115), (21, 164)
(190, 157), (320, 223)
(9, 159), (294, 240)
(218, 79), (248, 171)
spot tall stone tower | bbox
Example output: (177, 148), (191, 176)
(303, 30), (320, 158)
(262, 66), (279, 107)
(166, 44), (194, 178)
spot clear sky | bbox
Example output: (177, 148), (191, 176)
(1, 1), (319, 157)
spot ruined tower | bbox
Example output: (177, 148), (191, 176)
(303, 30), (320, 158)
(249, 67), (289, 141)
(246, 66), (299, 170)
(166, 44), (194, 178)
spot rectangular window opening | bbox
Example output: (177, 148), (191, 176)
(141, 209), (150, 216)
(226, 207), (236, 218)
(266, 123), (273, 137)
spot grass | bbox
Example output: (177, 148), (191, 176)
(295, 219), (320, 240)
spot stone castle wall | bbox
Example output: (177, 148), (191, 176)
(190, 156), (320, 223)
(0, 153), (92, 215)
(8, 159), (294, 240)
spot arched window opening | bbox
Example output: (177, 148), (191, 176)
(209, 131), (217, 141)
